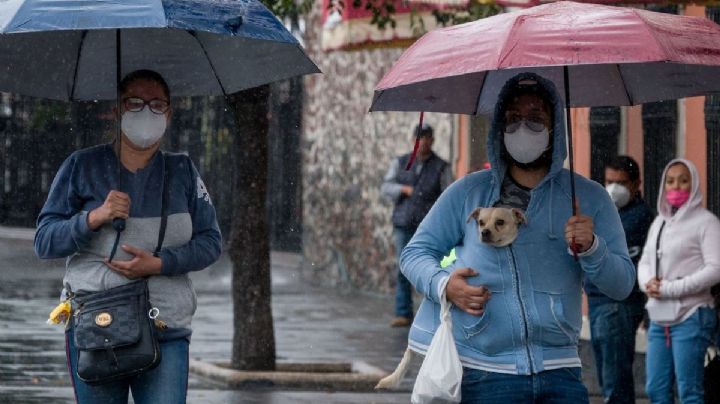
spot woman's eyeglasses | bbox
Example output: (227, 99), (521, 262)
(123, 97), (170, 115)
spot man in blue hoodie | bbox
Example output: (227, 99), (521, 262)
(400, 73), (635, 402)
(585, 155), (653, 404)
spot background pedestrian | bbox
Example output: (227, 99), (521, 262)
(586, 155), (653, 403)
(639, 158), (720, 404)
(381, 124), (452, 327)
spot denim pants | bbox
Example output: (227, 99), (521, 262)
(588, 299), (644, 404)
(65, 327), (189, 404)
(460, 367), (589, 403)
(645, 307), (717, 404)
(393, 226), (415, 318)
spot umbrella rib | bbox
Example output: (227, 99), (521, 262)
(496, 16), (525, 68)
(69, 30), (88, 101)
(472, 72), (489, 116)
(615, 64), (633, 105)
(188, 31), (227, 96)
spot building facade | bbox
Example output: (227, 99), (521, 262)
(300, 1), (720, 293)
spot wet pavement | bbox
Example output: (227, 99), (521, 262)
(0, 230), (414, 403)
(0, 227), (647, 403)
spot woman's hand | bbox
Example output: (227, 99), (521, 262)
(645, 277), (662, 298)
(88, 190), (131, 230)
(446, 268), (491, 316)
(104, 244), (162, 279)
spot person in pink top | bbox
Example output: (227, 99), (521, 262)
(638, 158), (720, 403)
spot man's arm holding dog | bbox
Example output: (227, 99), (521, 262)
(446, 268), (491, 316)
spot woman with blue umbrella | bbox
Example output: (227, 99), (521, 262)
(0, 1), (318, 402)
(36, 69), (222, 404)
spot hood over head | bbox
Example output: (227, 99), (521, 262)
(487, 72), (567, 186)
(657, 158), (702, 219)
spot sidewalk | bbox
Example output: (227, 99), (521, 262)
(0, 226), (647, 403)
(188, 250), (415, 400)
(0, 232), (412, 403)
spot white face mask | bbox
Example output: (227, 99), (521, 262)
(606, 183), (631, 208)
(121, 107), (167, 149)
(503, 122), (550, 164)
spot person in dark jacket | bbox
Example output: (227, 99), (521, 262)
(381, 124), (452, 327)
(585, 155), (654, 404)
(35, 70), (221, 403)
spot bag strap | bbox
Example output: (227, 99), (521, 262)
(153, 152), (171, 257)
(655, 220), (666, 279)
(439, 278), (453, 326)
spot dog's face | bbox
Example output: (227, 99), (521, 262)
(467, 207), (527, 247)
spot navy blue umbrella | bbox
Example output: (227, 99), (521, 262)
(0, 0), (319, 260)
(0, 0), (319, 100)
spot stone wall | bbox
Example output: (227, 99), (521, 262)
(301, 5), (456, 292)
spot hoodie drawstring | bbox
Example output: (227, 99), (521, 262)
(664, 326), (671, 348)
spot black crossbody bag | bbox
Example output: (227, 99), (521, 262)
(72, 153), (171, 385)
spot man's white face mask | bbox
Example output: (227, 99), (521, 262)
(503, 121), (550, 164)
(121, 107), (167, 149)
(606, 183), (631, 208)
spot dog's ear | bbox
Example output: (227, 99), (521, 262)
(512, 208), (527, 225)
(467, 207), (483, 223)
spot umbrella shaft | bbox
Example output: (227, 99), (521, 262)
(563, 66), (577, 217)
(113, 30), (126, 234)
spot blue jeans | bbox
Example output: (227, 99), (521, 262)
(588, 299), (644, 404)
(393, 227), (415, 318)
(460, 367), (589, 403)
(645, 307), (717, 404)
(65, 327), (189, 404)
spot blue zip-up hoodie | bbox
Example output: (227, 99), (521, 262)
(400, 73), (635, 375)
(35, 144), (222, 338)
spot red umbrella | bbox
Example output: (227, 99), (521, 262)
(371, 1), (720, 114)
(370, 1), (720, 243)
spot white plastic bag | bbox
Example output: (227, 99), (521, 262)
(411, 285), (463, 404)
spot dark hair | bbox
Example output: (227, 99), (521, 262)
(414, 123), (434, 138)
(119, 70), (170, 99)
(605, 155), (640, 182)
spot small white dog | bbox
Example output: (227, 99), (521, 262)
(375, 207), (526, 390)
(466, 206), (527, 247)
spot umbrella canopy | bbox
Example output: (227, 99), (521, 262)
(370, 1), (720, 114)
(0, 0), (320, 100)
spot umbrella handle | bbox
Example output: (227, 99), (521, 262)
(112, 218), (126, 232)
(404, 111), (424, 170)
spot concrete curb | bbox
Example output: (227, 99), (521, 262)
(189, 360), (388, 391)
(0, 226), (35, 241)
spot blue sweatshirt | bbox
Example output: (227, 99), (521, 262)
(400, 73), (635, 375)
(35, 144), (222, 337)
